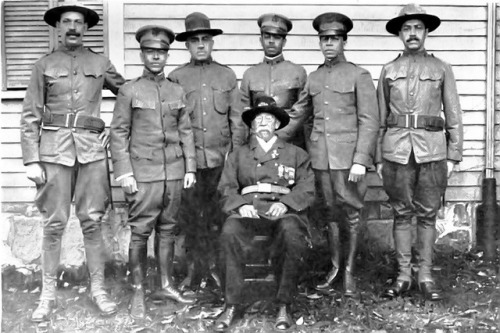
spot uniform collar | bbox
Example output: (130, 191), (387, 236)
(57, 44), (85, 55)
(142, 69), (165, 83)
(190, 57), (213, 66)
(402, 49), (429, 57)
(263, 53), (285, 65)
(323, 54), (346, 67)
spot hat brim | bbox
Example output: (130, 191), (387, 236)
(175, 28), (223, 42)
(386, 14), (440, 35)
(44, 5), (99, 29)
(242, 106), (290, 130)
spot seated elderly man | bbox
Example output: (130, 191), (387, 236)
(215, 96), (315, 331)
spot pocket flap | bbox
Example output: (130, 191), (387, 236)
(132, 98), (156, 109)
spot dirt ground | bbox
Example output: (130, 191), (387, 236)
(2, 243), (500, 333)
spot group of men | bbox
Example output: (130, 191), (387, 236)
(20, 2), (463, 331)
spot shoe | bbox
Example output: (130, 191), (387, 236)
(152, 285), (196, 304)
(215, 305), (240, 332)
(31, 299), (56, 322)
(275, 304), (293, 330)
(129, 288), (146, 320)
(419, 281), (443, 301)
(93, 294), (117, 316)
(316, 266), (340, 290)
(382, 279), (413, 299)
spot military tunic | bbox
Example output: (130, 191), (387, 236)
(240, 55), (307, 148)
(293, 54), (378, 221)
(110, 70), (196, 240)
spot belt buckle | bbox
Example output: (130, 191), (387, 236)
(413, 114), (419, 129)
(257, 183), (272, 193)
(65, 113), (76, 128)
(404, 114), (410, 128)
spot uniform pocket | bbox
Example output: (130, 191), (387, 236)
(83, 66), (104, 102)
(212, 85), (231, 114)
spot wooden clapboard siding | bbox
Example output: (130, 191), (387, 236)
(0, 1), (494, 206)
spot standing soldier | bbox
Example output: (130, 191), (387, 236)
(293, 13), (379, 296)
(168, 12), (246, 290)
(240, 13), (308, 148)
(110, 25), (197, 320)
(377, 4), (462, 301)
(21, 3), (125, 322)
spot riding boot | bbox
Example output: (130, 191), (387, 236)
(85, 241), (117, 315)
(343, 218), (359, 297)
(31, 246), (60, 322)
(316, 222), (341, 289)
(129, 246), (147, 319)
(383, 216), (413, 298)
(151, 237), (195, 304)
(417, 219), (443, 300)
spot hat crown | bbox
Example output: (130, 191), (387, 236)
(255, 96), (277, 108)
(185, 12), (212, 31)
(398, 3), (427, 17)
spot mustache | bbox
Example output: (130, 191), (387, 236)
(406, 37), (420, 42)
(66, 31), (81, 37)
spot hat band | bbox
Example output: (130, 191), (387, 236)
(261, 26), (287, 36)
(140, 39), (170, 50)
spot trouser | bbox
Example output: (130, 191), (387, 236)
(220, 215), (308, 305)
(180, 167), (223, 276)
(125, 179), (183, 286)
(314, 168), (366, 233)
(35, 160), (109, 300)
(382, 154), (447, 281)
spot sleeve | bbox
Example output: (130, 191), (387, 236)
(442, 63), (463, 162)
(110, 85), (134, 178)
(279, 67), (309, 142)
(178, 92), (197, 173)
(352, 69), (379, 167)
(279, 148), (315, 212)
(289, 76), (313, 140)
(228, 72), (248, 148)
(240, 69), (252, 110)
(103, 59), (126, 95)
(20, 61), (45, 165)
(218, 150), (249, 214)
(375, 66), (390, 164)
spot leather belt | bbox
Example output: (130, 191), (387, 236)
(387, 114), (444, 131)
(42, 112), (105, 133)
(241, 183), (291, 195)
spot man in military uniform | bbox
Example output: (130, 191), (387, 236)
(110, 25), (196, 319)
(168, 12), (246, 290)
(293, 13), (379, 296)
(240, 13), (308, 148)
(20, 3), (125, 322)
(215, 96), (315, 331)
(377, 4), (462, 301)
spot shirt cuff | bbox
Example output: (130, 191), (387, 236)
(115, 172), (133, 182)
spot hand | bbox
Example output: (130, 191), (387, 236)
(120, 175), (138, 194)
(184, 172), (196, 189)
(26, 163), (46, 185)
(447, 160), (455, 179)
(376, 163), (383, 180)
(348, 163), (366, 182)
(99, 128), (110, 148)
(265, 202), (288, 218)
(238, 205), (259, 218)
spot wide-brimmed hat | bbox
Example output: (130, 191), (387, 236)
(136, 25), (175, 50)
(258, 13), (292, 36)
(313, 12), (353, 37)
(242, 96), (290, 130)
(44, 2), (99, 29)
(175, 12), (223, 42)
(386, 3), (441, 35)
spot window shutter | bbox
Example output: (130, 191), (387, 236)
(2, 0), (105, 90)
(2, 0), (52, 89)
